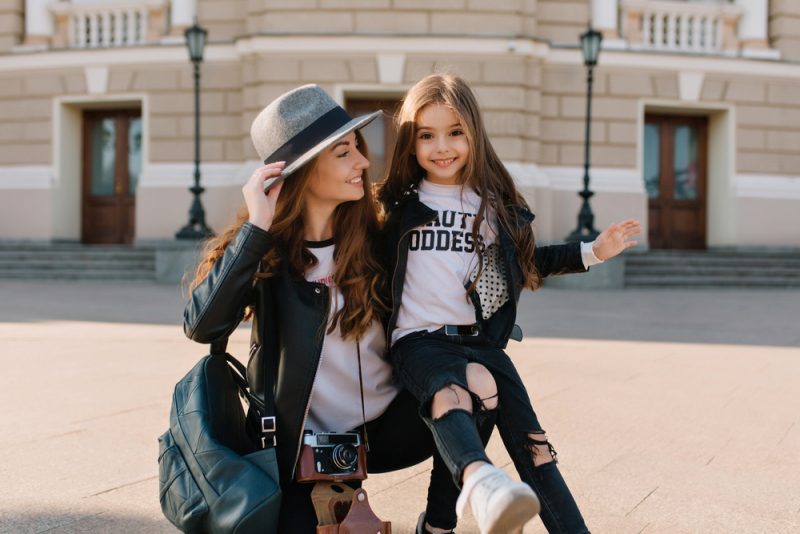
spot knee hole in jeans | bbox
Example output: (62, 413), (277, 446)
(430, 383), (473, 419)
(526, 431), (558, 467)
(466, 362), (498, 411)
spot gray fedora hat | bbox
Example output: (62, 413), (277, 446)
(250, 84), (381, 191)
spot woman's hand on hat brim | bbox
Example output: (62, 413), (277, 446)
(244, 162), (285, 232)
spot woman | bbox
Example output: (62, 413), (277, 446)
(183, 85), (480, 533)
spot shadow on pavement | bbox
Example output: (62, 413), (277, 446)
(0, 511), (175, 534)
(517, 288), (800, 348)
(0, 281), (186, 326)
(1, 281), (798, 348)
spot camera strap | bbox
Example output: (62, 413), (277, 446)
(356, 340), (369, 452)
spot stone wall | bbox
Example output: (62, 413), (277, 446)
(240, 0), (536, 37)
(535, 0), (589, 45)
(0, 0), (23, 52)
(769, 0), (800, 61)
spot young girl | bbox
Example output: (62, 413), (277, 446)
(378, 74), (640, 534)
(184, 84), (463, 533)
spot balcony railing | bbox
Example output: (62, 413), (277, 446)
(621, 0), (742, 54)
(50, 0), (168, 49)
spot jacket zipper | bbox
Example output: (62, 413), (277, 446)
(386, 227), (413, 341)
(386, 209), (438, 341)
(291, 282), (330, 479)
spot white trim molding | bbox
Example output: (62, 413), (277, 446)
(2, 35), (798, 76)
(235, 36), (549, 58)
(85, 65), (109, 94)
(736, 174), (800, 200)
(526, 165), (644, 194)
(548, 48), (798, 78)
(504, 162), (552, 188)
(139, 161), (258, 188)
(678, 71), (704, 102)
(377, 53), (406, 85)
(0, 165), (54, 189)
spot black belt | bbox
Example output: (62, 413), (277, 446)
(433, 324), (480, 337)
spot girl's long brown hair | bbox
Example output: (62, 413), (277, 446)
(377, 73), (542, 290)
(190, 130), (388, 339)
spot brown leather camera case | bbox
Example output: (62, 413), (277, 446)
(316, 488), (391, 534)
(296, 444), (368, 483)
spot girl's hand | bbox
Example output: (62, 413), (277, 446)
(243, 162), (285, 231)
(592, 219), (641, 261)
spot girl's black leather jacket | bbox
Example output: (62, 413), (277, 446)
(381, 189), (588, 349)
(183, 222), (332, 487)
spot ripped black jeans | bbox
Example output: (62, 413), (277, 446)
(392, 330), (590, 534)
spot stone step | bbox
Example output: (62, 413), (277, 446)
(0, 244), (157, 280)
(0, 259), (155, 271)
(0, 249), (155, 258)
(625, 275), (800, 287)
(625, 266), (800, 277)
(0, 269), (156, 280)
(627, 258), (800, 269)
(623, 250), (800, 288)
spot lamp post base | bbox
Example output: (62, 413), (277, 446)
(175, 185), (214, 240)
(565, 227), (600, 243)
(175, 223), (214, 240)
(565, 187), (599, 243)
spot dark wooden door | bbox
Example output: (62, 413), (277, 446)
(644, 114), (708, 249)
(345, 98), (401, 184)
(82, 110), (141, 244)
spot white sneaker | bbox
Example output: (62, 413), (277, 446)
(456, 464), (540, 534)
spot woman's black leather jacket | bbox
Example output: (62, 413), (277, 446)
(183, 222), (332, 487)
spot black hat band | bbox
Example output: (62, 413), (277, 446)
(264, 106), (353, 166)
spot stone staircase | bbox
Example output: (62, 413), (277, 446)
(625, 250), (800, 288)
(0, 242), (157, 281)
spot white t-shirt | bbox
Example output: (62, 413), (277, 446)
(303, 241), (400, 434)
(392, 179), (498, 344)
(392, 179), (604, 346)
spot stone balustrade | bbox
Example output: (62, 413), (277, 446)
(49, 0), (168, 49)
(621, 0), (743, 54)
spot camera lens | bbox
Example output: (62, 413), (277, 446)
(331, 444), (358, 471)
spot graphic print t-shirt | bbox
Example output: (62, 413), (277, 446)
(304, 242), (399, 434)
(392, 179), (498, 345)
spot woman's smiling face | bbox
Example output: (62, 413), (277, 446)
(305, 132), (370, 208)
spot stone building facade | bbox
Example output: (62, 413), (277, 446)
(0, 0), (798, 248)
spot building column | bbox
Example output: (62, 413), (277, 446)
(170, 0), (196, 35)
(735, 0), (768, 49)
(735, 0), (780, 58)
(24, 0), (53, 46)
(592, 0), (619, 38)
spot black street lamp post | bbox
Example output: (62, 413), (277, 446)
(176, 22), (213, 239)
(566, 25), (603, 243)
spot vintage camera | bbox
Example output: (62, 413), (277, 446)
(296, 431), (367, 483)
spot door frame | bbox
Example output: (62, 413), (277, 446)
(52, 95), (146, 242)
(637, 101), (737, 249)
(81, 109), (141, 244)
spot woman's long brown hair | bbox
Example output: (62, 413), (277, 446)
(377, 73), (542, 290)
(190, 131), (388, 339)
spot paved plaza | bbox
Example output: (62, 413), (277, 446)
(0, 280), (798, 533)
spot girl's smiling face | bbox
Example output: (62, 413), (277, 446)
(414, 103), (470, 185)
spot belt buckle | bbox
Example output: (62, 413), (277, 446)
(443, 324), (479, 336)
(260, 416), (276, 448)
